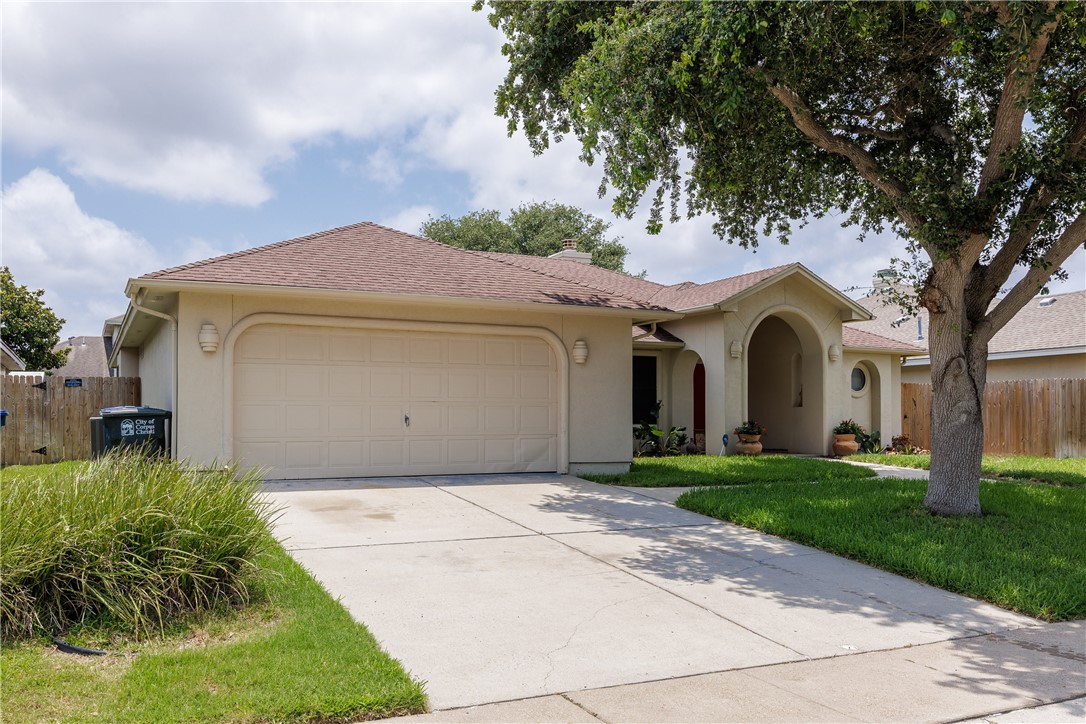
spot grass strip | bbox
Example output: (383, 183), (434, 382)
(581, 454), (877, 487)
(1, 544), (427, 723)
(850, 453), (1086, 487)
(678, 478), (1086, 621)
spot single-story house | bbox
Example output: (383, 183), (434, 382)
(109, 222), (920, 479)
(1, 339), (27, 376)
(850, 277), (1086, 384)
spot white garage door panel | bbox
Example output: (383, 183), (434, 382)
(234, 325), (559, 479)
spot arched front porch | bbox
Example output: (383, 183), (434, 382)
(745, 311), (825, 454)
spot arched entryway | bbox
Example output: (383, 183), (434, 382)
(669, 350), (705, 451)
(745, 312), (824, 454)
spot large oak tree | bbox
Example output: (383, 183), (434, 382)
(479, 0), (1085, 516)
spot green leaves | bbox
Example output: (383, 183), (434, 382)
(0, 267), (68, 371)
(420, 200), (632, 272)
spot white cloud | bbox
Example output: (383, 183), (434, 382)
(3, 2), (499, 206)
(2, 169), (159, 336)
(379, 205), (439, 237)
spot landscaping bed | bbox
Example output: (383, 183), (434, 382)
(1, 456), (427, 722)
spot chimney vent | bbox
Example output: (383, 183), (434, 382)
(548, 239), (593, 265)
(562, 239), (577, 251)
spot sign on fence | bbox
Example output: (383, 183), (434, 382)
(0, 376), (141, 465)
(902, 378), (1086, 458)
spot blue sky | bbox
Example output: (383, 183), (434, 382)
(3, 2), (1083, 338)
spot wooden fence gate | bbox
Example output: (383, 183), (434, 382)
(901, 378), (1086, 458)
(0, 376), (141, 466)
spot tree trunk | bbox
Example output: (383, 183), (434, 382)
(923, 281), (989, 517)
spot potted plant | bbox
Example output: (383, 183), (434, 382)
(733, 420), (766, 456)
(832, 419), (864, 456)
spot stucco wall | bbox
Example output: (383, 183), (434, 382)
(903, 352), (1085, 384)
(137, 304), (175, 412)
(842, 351), (902, 442)
(171, 291), (634, 472)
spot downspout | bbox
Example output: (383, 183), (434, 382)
(632, 322), (658, 341)
(129, 295), (178, 458)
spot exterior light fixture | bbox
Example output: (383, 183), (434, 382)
(572, 339), (589, 364)
(198, 323), (220, 353)
(828, 344), (841, 362)
(730, 340), (743, 359)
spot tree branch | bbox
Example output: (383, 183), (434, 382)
(985, 209), (1086, 334)
(982, 104), (1086, 291)
(976, 4), (1060, 199)
(766, 81), (926, 232)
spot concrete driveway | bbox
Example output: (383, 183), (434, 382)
(264, 474), (1034, 710)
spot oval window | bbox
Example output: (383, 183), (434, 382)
(851, 366), (867, 392)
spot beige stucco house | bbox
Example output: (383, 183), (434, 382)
(108, 222), (919, 480)
(850, 279), (1086, 384)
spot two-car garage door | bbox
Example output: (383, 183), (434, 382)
(233, 324), (559, 479)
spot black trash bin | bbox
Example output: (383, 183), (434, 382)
(95, 406), (172, 457)
(0, 409), (8, 428)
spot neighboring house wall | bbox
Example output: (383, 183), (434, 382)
(172, 290), (634, 473)
(902, 352), (1085, 384)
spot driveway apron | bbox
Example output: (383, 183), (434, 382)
(264, 475), (1034, 710)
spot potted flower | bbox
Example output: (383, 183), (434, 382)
(832, 419), (864, 457)
(733, 420), (766, 456)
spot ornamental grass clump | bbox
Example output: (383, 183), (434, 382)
(1, 451), (276, 640)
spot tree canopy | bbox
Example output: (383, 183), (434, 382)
(421, 201), (632, 272)
(0, 267), (68, 371)
(480, 0), (1086, 516)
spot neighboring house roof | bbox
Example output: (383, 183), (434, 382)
(52, 336), (112, 377)
(851, 286), (1086, 360)
(1, 339), (26, 372)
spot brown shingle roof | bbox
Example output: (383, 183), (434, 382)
(632, 324), (685, 345)
(143, 222), (661, 312)
(648, 265), (794, 310)
(52, 336), (112, 377)
(842, 327), (925, 353)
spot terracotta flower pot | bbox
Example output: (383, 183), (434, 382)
(735, 434), (763, 456)
(833, 433), (859, 457)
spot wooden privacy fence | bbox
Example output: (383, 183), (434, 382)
(1, 376), (141, 466)
(901, 379), (1086, 458)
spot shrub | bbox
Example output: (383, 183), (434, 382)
(1, 451), (276, 640)
(634, 422), (689, 456)
(833, 419), (865, 435)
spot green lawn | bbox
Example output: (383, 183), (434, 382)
(580, 454), (877, 487)
(851, 453), (1086, 487)
(678, 478), (1086, 621)
(1, 460), (427, 722)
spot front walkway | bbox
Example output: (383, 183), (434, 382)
(263, 474), (1058, 714)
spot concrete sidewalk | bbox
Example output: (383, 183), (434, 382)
(391, 622), (1085, 722)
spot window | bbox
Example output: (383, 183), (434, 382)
(851, 366), (867, 393)
(632, 356), (658, 423)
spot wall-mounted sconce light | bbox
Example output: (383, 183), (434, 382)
(198, 323), (220, 353)
(729, 340), (743, 359)
(572, 339), (589, 364)
(828, 343), (841, 362)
